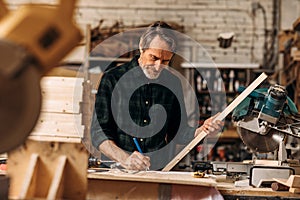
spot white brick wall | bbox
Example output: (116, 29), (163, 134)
(4, 0), (296, 67)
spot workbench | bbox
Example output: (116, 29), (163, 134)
(87, 170), (300, 199)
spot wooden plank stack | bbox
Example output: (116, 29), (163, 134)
(7, 76), (91, 200)
(30, 77), (85, 142)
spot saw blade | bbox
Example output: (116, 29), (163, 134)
(237, 126), (285, 153)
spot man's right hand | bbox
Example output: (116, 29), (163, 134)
(99, 140), (151, 171)
(123, 151), (150, 170)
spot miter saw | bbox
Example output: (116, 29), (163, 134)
(233, 84), (300, 156)
(231, 84), (300, 187)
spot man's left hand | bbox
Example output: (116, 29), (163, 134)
(194, 113), (224, 137)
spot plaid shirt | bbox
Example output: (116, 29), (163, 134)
(91, 55), (196, 154)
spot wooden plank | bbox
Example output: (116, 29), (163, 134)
(31, 129), (84, 138)
(45, 67), (78, 77)
(41, 87), (83, 103)
(275, 175), (300, 194)
(162, 73), (268, 171)
(217, 181), (300, 198)
(41, 76), (84, 88)
(40, 77), (84, 113)
(35, 112), (82, 123)
(274, 175), (300, 188)
(42, 83), (83, 91)
(19, 154), (39, 199)
(290, 187), (300, 194)
(31, 122), (84, 138)
(28, 135), (82, 143)
(41, 100), (80, 113)
(88, 171), (216, 187)
(47, 156), (67, 200)
(42, 81), (83, 90)
(31, 112), (84, 138)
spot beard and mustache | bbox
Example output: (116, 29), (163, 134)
(140, 64), (163, 79)
(139, 57), (165, 79)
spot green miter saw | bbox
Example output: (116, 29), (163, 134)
(232, 84), (300, 154)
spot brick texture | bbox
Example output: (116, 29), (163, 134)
(4, 0), (282, 65)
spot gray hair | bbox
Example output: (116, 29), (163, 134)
(139, 21), (177, 52)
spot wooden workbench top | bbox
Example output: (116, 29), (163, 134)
(88, 170), (300, 199)
(88, 170), (217, 187)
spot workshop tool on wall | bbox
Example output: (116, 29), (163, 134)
(217, 0), (235, 49)
(162, 73), (268, 171)
(0, 0), (82, 154)
(218, 32), (235, 48)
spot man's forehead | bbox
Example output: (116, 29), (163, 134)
(145, 48), (174, 59)
(148, 35), (172, 52)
